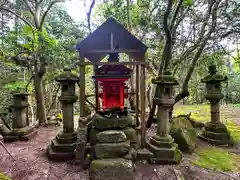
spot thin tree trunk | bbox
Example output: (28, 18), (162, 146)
(34, 74), (46, 125)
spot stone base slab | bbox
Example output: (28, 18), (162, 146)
(3, 126), (36, 142)
(47, 144), (74, 161)
(199, 123), (233, 146)
(47, 131), (77, 161)
(136, 148), (153, 160)
(89, 158), (134, 180)
(147, 135), (182, 164)
(3, 135), (19, 142)
(20, 130), (37, 141)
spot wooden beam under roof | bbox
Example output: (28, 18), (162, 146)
(77, 61), (146, 66)
(84, 49), (141, 54)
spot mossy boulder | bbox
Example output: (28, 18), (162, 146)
(89, 158), (134, 180)
(97, 130), (127, 143)
(170, 116), (197, 153)
(95, 141), (130, 159)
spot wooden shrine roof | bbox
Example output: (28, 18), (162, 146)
(76, 17), (147, 63)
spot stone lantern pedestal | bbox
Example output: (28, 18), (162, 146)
(3, 91), (37, 142)
(47, 68), (79, 160)
(199, 65), (233, 146)
(147, 71), (182, 164)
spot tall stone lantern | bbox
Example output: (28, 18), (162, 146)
(3, 90), (37, 142)
(147, 70), (182, 164)
(199, 65), (233, 146)
(47, 67), (79, 160)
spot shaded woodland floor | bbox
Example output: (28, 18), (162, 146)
(0, 104), (240, 180)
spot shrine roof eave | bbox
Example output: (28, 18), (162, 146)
(76, 17), (147, 63)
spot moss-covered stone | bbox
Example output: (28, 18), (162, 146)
(199, 122), (233, 146)
(89, 128), (101, 145)
(89, 158), (134, 180)
(170, 116), (197, 153)
(122, 127), (138, 149)
(93, 113), (132, 130)
(95, 141), (130, 159)
(97, 130), (127, 143)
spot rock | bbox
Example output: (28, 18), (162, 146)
(122, 127), (138, 149)
(97, 130), (127, 143)
(95, 141), (130, 159)
(0, 134), (3, 141)
(89, 128), (101, 145)
(93, 113), (132, 130)
(124, 147), (137, 161)
(136, 148), (154, 160)
(170, 116), (197, 153)
(89, 158), (134, 180)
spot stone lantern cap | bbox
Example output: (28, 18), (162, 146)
(152, 70), (178, 85)
(55, 67), (79, 82)
(11, 89), (29, 97)
(201, 65), (228, 83)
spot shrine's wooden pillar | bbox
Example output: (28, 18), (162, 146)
(79, 56), (85, 117)
(140, 62), (146, 148)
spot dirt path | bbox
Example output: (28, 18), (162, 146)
(0, 127), (239, 180)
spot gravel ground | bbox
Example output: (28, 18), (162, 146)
(0, 126), (239, 180)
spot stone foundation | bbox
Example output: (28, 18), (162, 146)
(147, 135), (182, 164)
(199, 122), (233, 146)
(3, 126), (37, 142)
(47, 131), (77, 160)
(88, 112), (136, 180)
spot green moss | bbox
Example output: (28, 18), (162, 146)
(192, 147), (240, 171)
(0, 172), (11, 180)
(226, 120), (240, 143)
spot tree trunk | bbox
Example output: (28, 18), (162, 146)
(33, 74), (46, 125)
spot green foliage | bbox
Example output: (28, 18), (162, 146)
(0, 172), (11, 180)
(4, 81), (27, 91)
(183, 0), (193, 6)
(192, 147), (240, 171)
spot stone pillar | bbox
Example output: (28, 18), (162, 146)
(47, 67), (79, 160)
(147, 70), (182, 164)
(3, 90), (37, 142)
(199, 65), (233, 146)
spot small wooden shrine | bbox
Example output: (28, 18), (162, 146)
(92, 52), (132, 111)
(76, 17), (148, 147)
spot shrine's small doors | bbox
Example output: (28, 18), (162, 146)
(105, 85), (120, 108)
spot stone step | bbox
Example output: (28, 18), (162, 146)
(198, 134), (232, 146)
(47, 144), (74, 161)
(204, 130), (230, 140)
(51, 139), (76, 153)
(149, 157), (179, 165)
(56, 133), (77, 144)
(3, 135), (19, 142)
(149, 137), (174, 148)
(136, 148), (153, 160)
(20, 130), (37, 141)
(147, 142), (177, 159)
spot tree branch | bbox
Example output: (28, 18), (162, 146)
(85, 0), (95, 33)
(21, 0), (35, 16)
(159, 0), (173, 73)
(174, 0), (220, 105)
(170, 0), (184, 31)
(0, 7), (33, 29)
(39, 0), (65, 30)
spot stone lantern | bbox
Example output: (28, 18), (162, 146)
(47, 67), (79, 160)
(147, 70), (182, 164)
(3, 90), (37, 142)
(199, 65), (232, 145)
